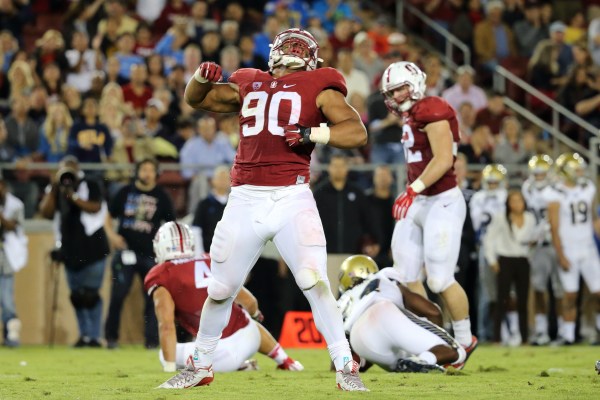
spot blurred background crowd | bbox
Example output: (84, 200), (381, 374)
(0, 0), (600, 348)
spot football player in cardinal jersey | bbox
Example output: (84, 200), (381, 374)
(337, 255), (468, 373)
(159, 29), (368, 391)
(146, 222), (303, 375)
(546, 153), (600, 345)
(383, 62), (477, 358)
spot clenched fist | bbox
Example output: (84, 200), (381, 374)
(194, 62), (223, 83)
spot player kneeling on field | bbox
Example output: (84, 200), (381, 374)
(145, 221), (303, 373)
(337, 255), (474, 372)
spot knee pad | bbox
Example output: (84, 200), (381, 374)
(70, 288), (100, 309)
(427, 275), (455, 294)
(295, 267), (321, 291)
(207, 278), (236, 301)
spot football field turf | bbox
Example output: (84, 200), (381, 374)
(0, 345), (598, 399)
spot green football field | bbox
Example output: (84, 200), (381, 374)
(0, 345), (598, 399)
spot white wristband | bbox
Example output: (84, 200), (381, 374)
(308, 125), (330, 145)
(193, 68), (208, 84)
(163, 361), (176, 372)
(409, 178), (426, 194)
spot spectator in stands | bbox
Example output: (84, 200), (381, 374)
(223, 1), (260, 36)
(0, 174), (26, 348)
(114, 32), (144, 81)
(312, 0), (354, 34)
(547, 21), (573, 77)
(475, 91), (512, 137)
(154, 87), (178, 133)
(442, 65), (488, 112)
(564, 10), (586, 45)
(423, 0), (462, 52)
(254, 15), (284, 62)
(154, 0), (191, 36)
(423, 53), (452, 97)
(513, 1), (547, 58)
(7, 60), (34, 99)
(62, 85), (83, 121)
(351, 32), (384, 92)
(141, 98), (168, 139)
(188, 0), (219, 42)
(557, 64), (589, 117)
(336, 48), (369, 103)
(458, 124), (494, 165)
(0, 30), (17, 74)
(39, 156), (109, 348)
(574, 65), (600, 141)
(146, 53), (167, 90)
(220, 45), (241, 82)
(0, 0), (33, 44)
(364, 165), (395, 268)
(457, 101), (477, 141)
(589, 7), (600, 66)
(220, 20), (240, 47)
(28, 86), (48, 128)
(199, 30), (222, 64)
(33, 29), (69, 79)
(63, 0), (105, 40)
(135, 0), (166, 26)
(502, 0), (525, 26)
(484, 189), (537, 344)
(155, 22), (191, 75)
(67, 97), (113, 168)
(133, 22), (155, 58)
(41, 63), (63, 97)
(191, 165), (231, 254)
(39, 102), (72, 163)
(65, 31), (101, 94)
(104, 55), (127, 86)
(93, 16), (119, 58)
(99, 82), (133, 137)
(86, 70), (106, 100)
(239, 35), (268, 71)
(493, 116), (531, 165)
(474, 0), (518, 73)
(104, 158), (175, 349)
(179, 115), (235, 180)
(163, 116), (194, 155)
(5, 95), (37, 159)
(328, 18), (354, 53)
(97, 0), (138, 37)
(122, 64), (153, 116)
(183, 44), (202, 83)
(313, 154), (380, 256)
(527, 39), (563, 112)
(366, 80), (404, 165)
(0, 117), (15, 162)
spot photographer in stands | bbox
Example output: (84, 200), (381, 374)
(39, 156), (109, 347)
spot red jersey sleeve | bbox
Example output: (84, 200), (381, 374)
(229, 68), (269, 86)
(312, 67), (347, 97)
(411, 96), (455, 125)
(144, 263), (167, 297)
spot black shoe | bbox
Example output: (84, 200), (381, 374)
(106, 340), (118, 350)
(395, 358), (445, 373)
(144, 342), (159, 350)
(73, 337), (90, 348)
(88, 339), (102, 348)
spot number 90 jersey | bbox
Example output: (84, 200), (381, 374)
(228, 67), (347, 186)
(402, 96), (460, 195)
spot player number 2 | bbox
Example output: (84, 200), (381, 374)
(401, 125), (423, 163)
(240, 91), (301, 136)
(194, 260), (212, 289)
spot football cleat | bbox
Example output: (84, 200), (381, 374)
(445, 335), (478, 370)
(277, 357), (304, 371)
(157, 356), (214, 389)
(531, 333), (551, 346)
(595, 360), (600, 375)
(336, 360), (369, 391)
(238, 359), (259, 371)
(395, 357), (445, 373)
(549, 337), (574, 347)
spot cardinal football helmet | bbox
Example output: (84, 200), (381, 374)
(268, 28), (323, 72)
(555, 152), (586, 183)
(338, 255), (379, 294)
(153, 221), (195, 263)
(481, 163), (507, 190)
(528, 154), (553, 188)
(381, 61), (427, 115)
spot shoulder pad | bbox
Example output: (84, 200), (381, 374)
(312, 67), (347, 97)
(411, 96), (455, 125)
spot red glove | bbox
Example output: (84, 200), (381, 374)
(392, 186), (418, 220)
(283, 124), (311, 147)
(194, 62), (223, 83)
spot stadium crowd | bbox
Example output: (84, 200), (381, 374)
(0, 0), (600, 355)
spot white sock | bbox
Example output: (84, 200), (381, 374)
(558, 316), (565, 334)
(303, 281), (352, 370)
(507, 311), (519, 335)
(193, 297), (233, 368)
(268, 343), (289, 365)
(563, 321), (576, 342)
(417, 351), (437, 365)
(535, 313), (548, 335)
(501, 320), (510, 344)
(451, 318), (473, 347)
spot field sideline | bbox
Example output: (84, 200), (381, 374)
(0, 345), (598, 399)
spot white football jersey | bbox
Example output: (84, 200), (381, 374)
(337, 268), (405, 334)
(544, 178), (596, 246)
(522, 177), (552, 243)
(469, 188), (508, 237)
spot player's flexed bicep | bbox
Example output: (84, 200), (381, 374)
(184, 61), (241, 113)
(316, 89), (367, 149)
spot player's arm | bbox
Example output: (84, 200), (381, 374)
(415, 120), (455, 189)
(548, 201), (570, 270)
(184, 62), (241, 113)
(234, 287), (263, 322)
(398, 283), (443, 327)
(316, 89), (367, 148)
(151, 287), (177, 371)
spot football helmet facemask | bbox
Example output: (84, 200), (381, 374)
(268, 28), (323, 72)
(153, 221), (195, 263)
(555, 152), (586, 183)
(338, 255), (379, 294)
(481, 163), (507, 190)
(527, 154), (553, 188)
(381, 61), (427, 115)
